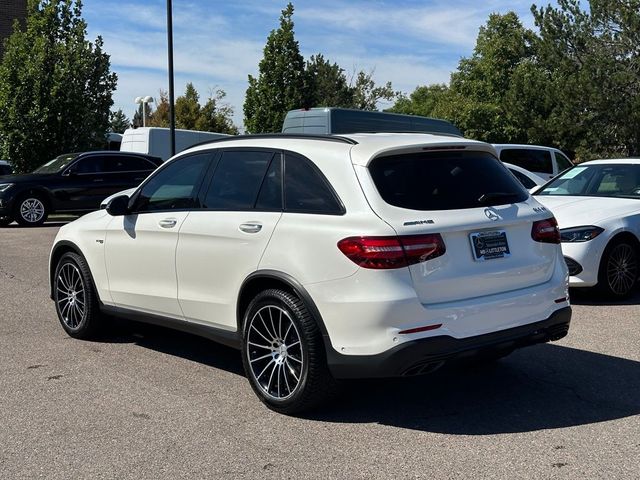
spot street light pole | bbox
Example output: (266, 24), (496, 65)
(167, 0), (176, 157)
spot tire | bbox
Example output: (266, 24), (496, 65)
(241, 289), (338, 414)
(0, 216), (12, 227)
(14, 193), (48, 226)
(53, 252), (103, 339)
(597, 239), (639, 299)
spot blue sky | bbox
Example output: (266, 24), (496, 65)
(81, 0), (543, 130)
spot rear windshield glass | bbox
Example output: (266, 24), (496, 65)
(369, 151), (528, 211)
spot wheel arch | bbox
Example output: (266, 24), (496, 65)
(237, 270), (331, 342)
(15, 186), (54, 211)
(604, 230), (640, 253)
(49, 240), (85, 299)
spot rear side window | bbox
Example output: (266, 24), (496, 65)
(103, 155), (156, 173)
(555, 152), (573, 171)
(284, 153), (343, 214)
(369, 151), (528, 211)
(203, 150), (273, 210)
(500, 149), (553, 174)
(74, 156), (105, 174)
(509, 168), (537, 189)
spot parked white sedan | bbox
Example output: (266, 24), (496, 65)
(535, 159), (640, 298)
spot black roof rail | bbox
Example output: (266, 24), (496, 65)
(186, 133), (359, 150)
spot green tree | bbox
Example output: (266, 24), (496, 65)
(387, 84), (449, 117)
(349, 70), (398, 111)
(147, 90), (170, 128)
(304, 54), (353, 108)
(448, 12), (537, 142)
(532, 0), (640, 158)
(244, 3), (306, 133)
(195, 89), (239, 135)
(109, 109), (130, 133)
(0, 0), (117, 173)
(147, 85), (238, 134)
(175, 82), (200, 130)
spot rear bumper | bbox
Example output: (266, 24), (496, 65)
(326, 306), (571, 379)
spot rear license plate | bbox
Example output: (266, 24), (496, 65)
(470, 230), (510, 261)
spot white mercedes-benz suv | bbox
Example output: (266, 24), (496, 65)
(49, 133), (571, 414)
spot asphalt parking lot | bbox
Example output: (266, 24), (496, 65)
(1, 223), (638, 479)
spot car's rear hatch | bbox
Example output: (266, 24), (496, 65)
(353, 145), (559, 304)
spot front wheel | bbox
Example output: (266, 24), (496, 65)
(53, 252), (103, 339)
(597, 239), (639, 299)
(241, 289), (338, 414)
(15, 194), (48, 226)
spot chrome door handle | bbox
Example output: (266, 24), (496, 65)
(239, 222), (262, 233)
(159, 218), (177, 229)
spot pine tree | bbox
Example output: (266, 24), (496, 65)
(109, 109), (130, 133)
(243, 3), (306, 133)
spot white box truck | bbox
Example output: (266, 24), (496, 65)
(120, 127), (230, 161)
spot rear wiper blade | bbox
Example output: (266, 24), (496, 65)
(477, 192), (518, 204)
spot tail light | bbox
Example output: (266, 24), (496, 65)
(337, 234), (446, 269)
(531, 217), (560, 244)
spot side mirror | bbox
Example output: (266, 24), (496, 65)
(64, 166), (78, 176)
(106, 195), (130, 216)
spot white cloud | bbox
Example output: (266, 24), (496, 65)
(83, 0), (541, 129)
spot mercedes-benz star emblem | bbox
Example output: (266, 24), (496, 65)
(484, 209), (500, 221)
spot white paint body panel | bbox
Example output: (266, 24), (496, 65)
(176, 211), (282, 329)
(104, 212), (190, 318)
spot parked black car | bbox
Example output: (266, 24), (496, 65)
(0, 151), (162, 226)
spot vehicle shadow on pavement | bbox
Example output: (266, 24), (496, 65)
(307, 344), (640, 434)
(99, 318), (245, 376)
(569, 287), (640, 306)
(100, 319), (640, 434)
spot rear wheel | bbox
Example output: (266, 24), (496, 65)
(241, 289), (338, 414)
(597, 239), (638, 298)
(53, 252), (103, 339)
(15, 194), (48, 226)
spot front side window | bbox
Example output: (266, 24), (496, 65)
(370, 151), (528, 211)
(133, 153), (211, 212)
(33, 154), (79, 174)
(203, 150), (274, 210)
(500, 149), (553, 174)
(537, 164), (640, 198)
(284, 153), (343, 214)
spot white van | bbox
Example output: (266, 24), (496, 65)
(120, 127), (230, 161)
(493, 144), (573, 180)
